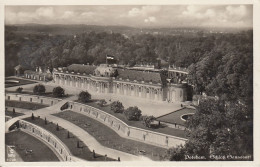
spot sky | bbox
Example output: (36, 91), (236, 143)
(5, 5), (253, 28)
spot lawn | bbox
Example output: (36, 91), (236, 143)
(5, 130), (59, 162)
(5, 110), (24, 118)
(5, 77), (37, 88)
(78, 101), (186, 138)
(23, 117), (115, 161)
(54, 111), (169, 161)
(5, 100), (48, 110)
(157, 108), (196, 126)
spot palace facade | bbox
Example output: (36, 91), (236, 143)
(52, 64), (191, 102)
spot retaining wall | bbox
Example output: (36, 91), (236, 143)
(5, 93), (62, 106)
(67, 102), (187, 148)
(19, 120), (76, 162)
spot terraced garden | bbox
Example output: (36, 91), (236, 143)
(23, 117), (115, 161)
(54, 111), (169, 161)
(78, 101), (186, 138)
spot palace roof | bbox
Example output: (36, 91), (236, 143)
(64, 64), (96, 75)
(116, 69), (167, 85)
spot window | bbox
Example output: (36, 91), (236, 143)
(30, 98), (32, 102)
(8, 96), (10, 100)
(41, 99), (43, 104)
(146, 88), (150, 93)
(19, 97), (21, 101)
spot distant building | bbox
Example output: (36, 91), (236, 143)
(52, 64), (191, 102)
(24, 67), (53, 81)
(14, 65), (25, 76)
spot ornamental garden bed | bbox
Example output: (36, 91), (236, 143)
(53, 111), (168, 161)
(5, 91), (72, 99)
(23, 117), (114, 161)
(5, 100), (48, 110)
(5, 77), (37, 88)
(5, 130), (59, 162)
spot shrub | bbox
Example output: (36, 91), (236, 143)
(97, 99), (107, 107)
(142, 115), (156, 128)
(33, 84), (46, 95)
(60, 102), (69, 110)
(16, 87), (23, 93)
(124, 106), (142, 121)
(78, 91), (91, 103)
(52, 86), (65, 97)
(111, 101), (124, 113)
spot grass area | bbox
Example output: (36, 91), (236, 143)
(5, 100), (48, 110)
(23, 117), (115, 161)
(54, 111), (169, 161)
(157, 108), (196, 126)
(5, 111), (24, 118)
(5, 77), (37, 88)
(5, 130), (59, 162)
(80, 101), (186, 138)
(5, 90), (72, 99)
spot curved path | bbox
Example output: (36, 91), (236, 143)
(5, 96), (151, 161)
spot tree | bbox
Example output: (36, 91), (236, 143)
(33, 84), (46, 95)
(124, 106), (142, 121)
(111, 101), (124, 113)
(52, 86), (65, 97)
(56, 123), (59, 131)
(142, 115), (156, 128)
(78, 91), (91, 103)
(16, 87), (23, 93)
(167, 98), (253, 161)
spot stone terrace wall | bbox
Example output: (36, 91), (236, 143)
(67, 102), (187, 148)
(19, 120), (76, 162)
(5, 93), (62, 106)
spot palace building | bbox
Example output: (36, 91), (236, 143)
(52, 64), (191, 102)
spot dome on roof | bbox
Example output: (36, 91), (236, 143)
(94, 64), (116, 77)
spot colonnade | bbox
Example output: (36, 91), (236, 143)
(112, 82), (163, 101)
(53, 73), (164, 101)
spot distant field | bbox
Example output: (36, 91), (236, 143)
(54, 111), (169, 161)
(5, 77), (37, 88)
(5, 100), (48, 110)
(5, 130), (59, 162)
(24, 117), (114, 161)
